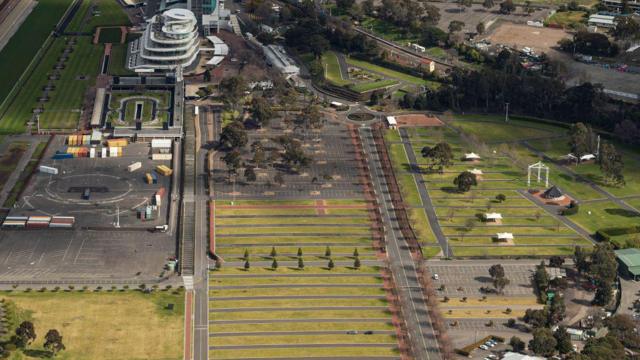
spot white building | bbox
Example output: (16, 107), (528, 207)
(502, 352), (546, 360)
(588, 14), (617, 29)
(263, 44), (300, 75)
(128, 9), (200, 72)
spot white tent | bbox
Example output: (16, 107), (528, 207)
(464, 152), (481, 160)
(580, 154), (596, 161)
(496, 232), (514, 240)
(485, 213), (503, 221)
(469, 168), (483, 175)
(386, 116), (397, 129)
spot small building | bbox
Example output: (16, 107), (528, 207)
(464, 152), (481, 161)
(263, 44), (300, 76)
(484, 212), (502, 223)
(615, 248), (640, 281)
(386, 116), (397, 129)
(588, 14), (617, 29)
(580, 154), (596, 162)
(543, 186), (565, 201)
(502, 351), (546, 360)
(496, 232), (514, 242)
(547, 267), (567, 280)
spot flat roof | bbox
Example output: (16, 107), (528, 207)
(615, 248), (640, 275)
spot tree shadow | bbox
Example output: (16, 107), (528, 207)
(605, 208), (640, 218)
(474, 276), (493, 283)
(440, 186), (461, 194)
(23, 349), (52, 358)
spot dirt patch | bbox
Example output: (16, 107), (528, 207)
(395, 114), (444, 127)
(0, 143), (28, 186)
(484, 23), (570, 54)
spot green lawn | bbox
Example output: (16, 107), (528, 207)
(82, 0), (131, 32)
(545, 11), (587, 28)
(107, 44), (134, 76)
(3, 142), (46, 207)
(345, 57), (437, 88)
(39, 37), (103, 130)
(0, 141), (29, 189)
(321, 51), (350, 86)
(1, 290), (183, 360)
(360, 17), (419, 44)
(0, 0), (72, 111)
(349, 79), (398, 93)
(97, 27), (123, 43)
(566, 201), (640, 234)
(449, 115), (560, 143)
(388, 143), (422, 206)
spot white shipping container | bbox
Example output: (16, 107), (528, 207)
(155, 194), (162, 206)
(39, 165), (59, 175)
(151, 153), (173, 161)
(109, 147), (120, 157)
(101, 147), (107, 158)
(151, 139), (172, 148)
(128, 162), (142, 172)
(89, 148), (96, 158)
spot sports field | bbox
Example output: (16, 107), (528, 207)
(0, 0), (72, 108)
(1, 290), (184, 359)
(210, 199), (401, 359)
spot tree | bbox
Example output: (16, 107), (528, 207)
(244, 260), (250, 270)
(297, 248), (303, 257)
(582, 335), (625, 359)
(327, 258), (335, 270)
(336, 0), (355, 11)
(353, 248), (359, 257)
(529, 327), (557, 357)
(590, 243), (618, 284)
(496, 193), (506, 203)
(524, 308), (549, 328)
(298, 257), (305, 269)
(203, 69), (211, 82)
(454, 171), (478, 192)
(44, 329), (65, 356)
(594, 280), (613, 306)
(458, 0), (473, 11)
(219, 122), (248, 150)
(325, 246), (332, 257)
(274, 173), (285, 187)
(273, 135), (311, 171)
(533, 261), (550, 294)
(493, 277), (510, 294)
(362, 0), (374, 15)
(548, 295), (566, 325)
(613, 17), (639, 39)
(222, 150), (242, 177)
(499, 0), (515, 13)
(270, 247), (277, 258)
(15, 321), (36, 348)
(448, 20), (465, 33)
(423, 5), (441, 25)
(574, 246), (589, 274)
(250, 96), (274, 128)
(219, 76), (247, 107)
(251, 141), (266, 168)
(549, 256), (565, 267)
(422, 142), (454, 173)
(243, 248), (249, 260)
(510, 336), (526, 352)
(483, 0), (495, 9)
(554, 326), (572, 354)
(489, 264), (505, 279)
(272, 258), (278, 269)
(605, 314), (640, 349)
(354, 257), (361, 269)
(244, 166), (257, 182)
(599, 142), (625, 186)
(476, 22), (486, 35)
(569, 123), (597, 158)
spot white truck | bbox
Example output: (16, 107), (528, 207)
(127, 161), (142, 172)
(39, 165), (59, 175)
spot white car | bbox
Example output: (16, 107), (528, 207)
(480, 345), (489, 350)
(488, 355), (498, 359)
(433, 274), (439, 280)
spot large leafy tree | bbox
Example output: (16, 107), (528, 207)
(554, 326), (573, 354)
(599, 142), (625, 186)
(568, 122), (597, 158)
(529, 327), (557, 357)
(219, 122), (248, 150)
(15, 321), (36, 348)
(422, 142), (454, 172)
(453, 171), (477, 192)
(44, 329), (65, 356)
(605, 314), (640, 349)
(250, 96), (274, 128)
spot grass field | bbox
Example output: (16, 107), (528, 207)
(349, 79), (398, 93)
(1, 290), (183, 360)
(107, 44), (134, 76)
(211, 199), (400, 359)
(545, 11), (587, 28)
(346, 57), (437, 88)
(0, 0), (72, 110)
(3, 142), (46, 207)
(321, 51), (350, 86)
(0, 141), (29, 189)
(97, 27), (123, 43)
(67, 0), (131, 33)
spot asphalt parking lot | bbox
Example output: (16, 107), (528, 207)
(427, 259), (538, 297)
(0, 229), (176, 283)
(12, 136), (172, 228)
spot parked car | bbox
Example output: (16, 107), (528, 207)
(347, 330), (358, 335)
(433, 274), (439, 280)
(480, 345), (489, 350)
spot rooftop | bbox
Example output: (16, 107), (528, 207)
(615, 248), (640, 276)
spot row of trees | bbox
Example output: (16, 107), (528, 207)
(5, 321), (65, 357)
(574, 244), (618, 306)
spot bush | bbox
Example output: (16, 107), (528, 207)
(562, 201), (579, 215)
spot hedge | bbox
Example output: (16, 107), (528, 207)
(561, 202), (579, 215)
(596, 225), (640, 245)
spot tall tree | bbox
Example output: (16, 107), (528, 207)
(219, 76), (247, 108)
(533, 261), (550, 294)
(599, 142), (625, 186)
(499, 0), (515, 13)
(569, 122), (597, 158)
(222, 150), (242, 177)
(250, 96), (274, 128)
(448, 20), (465, 33)
(244, 166), (257, 182)
(44, 329), (65, 356)
(15, 321), (36, 348)
(554, 326), (573, 354)
(529, 327), (557, 357)
(574, 246), (589, 274)
(605, 314), (640, 349)
(510, 336), (525, 352)
(219, 122), (248, 150)
(453, 171), (478, 192)
(590, 243), (618, 284)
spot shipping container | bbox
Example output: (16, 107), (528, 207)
(151, 153), (172, 161)
(39, 165), (59, 175)
(151, 139), (172, 148)
(154, 194), (161, 206)
(101, 147), (107, 158)
(156, 165), (173, 176)
(151, 172), (158, 184)
(52, 153), (73, 160)
(5, 216), (28, 221)
(145, 173), (153, 184)
(106, 138), (128, 147)
(89, 148), (96, 158)
(2, 220), (26, 228)
(128, 162), (142, 172)
(83, 135), (90, 145)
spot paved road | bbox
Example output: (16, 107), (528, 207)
(192, 105), (211, 360)
(399, 128), (451, 257)
(210, 330), (395, 336)
(211, 343), (397, 350)
(210, 318), (391, 324)
(359, 126), (441, 359)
